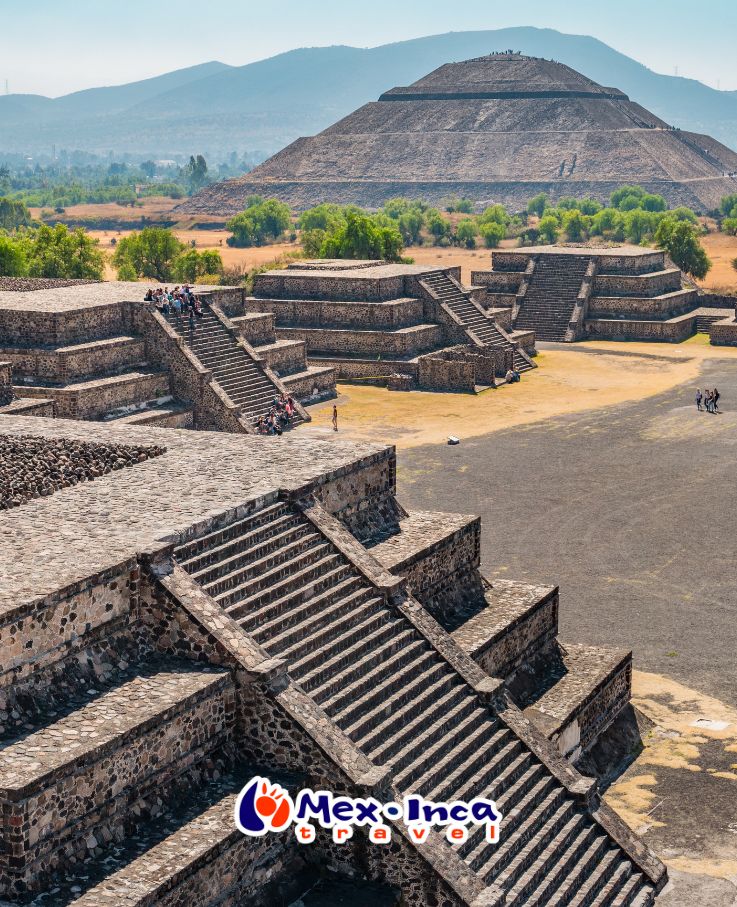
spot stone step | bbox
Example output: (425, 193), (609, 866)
(316, 635), (428, 715)
(215, 545), (339, 611)
(492, 801), (580, 891)
(203, 531), (324, 598)
(231, 560), (353, 627)
(460, 771), (554, 865)
(285, 602), (389, 678)
(425, 728), (518, 803)
(547, 846), (620, 906)
(248, 574), (366, 644)
(0, 664), (233, 896)
(257, 581), (375, 655)
(567, 852), (628, 907)
(299, 621), (413, 694)
(474, 785), (567, 880)
(512, 822), (602, 906)
(393, 707), (487, 790)
(55, 772), (250, 907)
(409, 717), (498, 797)
(346, 660), (459, 751)
(608, 872), (650, 907)
(175, 502), (293, 566)
(189, 520), (310, 585)
(369, 681), (475, 770)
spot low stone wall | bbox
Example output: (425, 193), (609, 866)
(0, 397), (55, 418)
(512, 330), (536, 355)
(701, 292), (737, 309)
(585, 314), (696, 342)
(453, 584), (559, 680)
(17, 371), (171, 419)
(709, 316), (737, 345)
(255, 272), (407, 302)
(417, 352), (475, 392)
(281, 366), (336, 400)
(594, 269), (681, 298)
(0, 300), (133, 346)
(309, 356), (419, 384)
(471, 270), (523, 290)
(587, 288), (698, 319)
(573, 655), (632, 754)
(278, 324), (444, 357)
(260, 339), (307, 375)
(248, 296), (425, 329)
(231, 312), (276, 346)
(0, 336), (146, 383)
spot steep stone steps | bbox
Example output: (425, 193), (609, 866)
(517, 256), (591, 341)
(172, 502), (658, 906)
(0, 663), (233, 897)
(420, 271), (533, 371)
(164, 306), (301, 426)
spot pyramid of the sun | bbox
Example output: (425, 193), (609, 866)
(185, 52), (737, 214)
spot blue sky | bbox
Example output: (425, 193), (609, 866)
(3, 0), (736, 96)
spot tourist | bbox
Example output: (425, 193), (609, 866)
(172, 295), (182, 319)
(144, 288), (153, 301)
(161, 297), (170, 316)
(695, 388), (703, 411)
(332, 404), (338, 432)
(713, 387), (721, 412)
(189, 308), (196, 331)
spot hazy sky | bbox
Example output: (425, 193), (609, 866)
(3, 0), (737, 96)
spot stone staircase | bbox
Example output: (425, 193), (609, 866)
(420, 271), (534, 372)
(173, 500), (657, 906)
(517, 256), (592, 341)
(164, 305), (303, 427)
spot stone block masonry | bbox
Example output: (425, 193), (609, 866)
(0, 434), (164, 510)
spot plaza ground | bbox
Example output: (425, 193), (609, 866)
(303, 337), (737, 905)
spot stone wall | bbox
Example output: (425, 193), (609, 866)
(233, 312), (277, 346)
(255, 273), (406, 302)
(709, 316), (737, 345)
(310, 356), (419, 384)
(573, 656), (632, 753)
(0, 300), (133, 346)
(585, 314), (696, 342)
(278, 324), (444, 357)
(587, 289), (698, 319)
(247, 297), (425, 329)
(594, 270), (681, 298)
(416, 347), (504, 391)
(0, 337), (146, 384)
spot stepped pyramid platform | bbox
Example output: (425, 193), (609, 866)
(472, 245), (732, 343)
(0, 279), (331, 432)
(183, 52), (737, 215)
(217, 259), (537, 392)
(0, 414), (665, 904)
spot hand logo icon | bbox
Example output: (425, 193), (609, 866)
(235, 777), (294, 836)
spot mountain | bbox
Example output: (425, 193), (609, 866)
(2, 28), (737, 159)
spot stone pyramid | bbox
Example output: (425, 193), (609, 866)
(185, 52), (737, 214)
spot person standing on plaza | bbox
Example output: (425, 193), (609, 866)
(696, 388), (703, 411)
(332, 404), (338, 432)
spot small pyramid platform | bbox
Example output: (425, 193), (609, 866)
(184, 52), (737, 215)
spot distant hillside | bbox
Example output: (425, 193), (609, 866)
(2, 27), (737, 159)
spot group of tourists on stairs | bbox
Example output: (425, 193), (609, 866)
(255, 394), (298, 435)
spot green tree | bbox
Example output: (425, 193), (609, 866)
(577, 197), (603, 215)
(562, 210), (586, 242)
(226, 198), (292, 247)
(719, 194), (737, 217)
(527, 193), (548, 218)
(319, 210), (403, 261)
(623, 209), (657, 244)
(655, 217), (711, 279)
(0, 197), (31, 231)
(641, 193), (668, 212)
(537, 215), (559, 244)
(27, 225), (105, 279)
(113, 227), (184, 281)
(299, 203), (348, 232)
(479, 221), (505, 248)
(140, 160), (157, 179)
(722, 217), (737, 236)
(183, 154), (208, 192)
(425, 209), (451, 244)
(0, 236), (28, 276)
(454, 218), (477, 249)
(478, 204), (509, 227)
(455, 197), (474, 214)
(172, 248), (224, 282)
(610, 185), (645, 209)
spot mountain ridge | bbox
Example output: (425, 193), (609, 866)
(2, 27), (737, 158)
